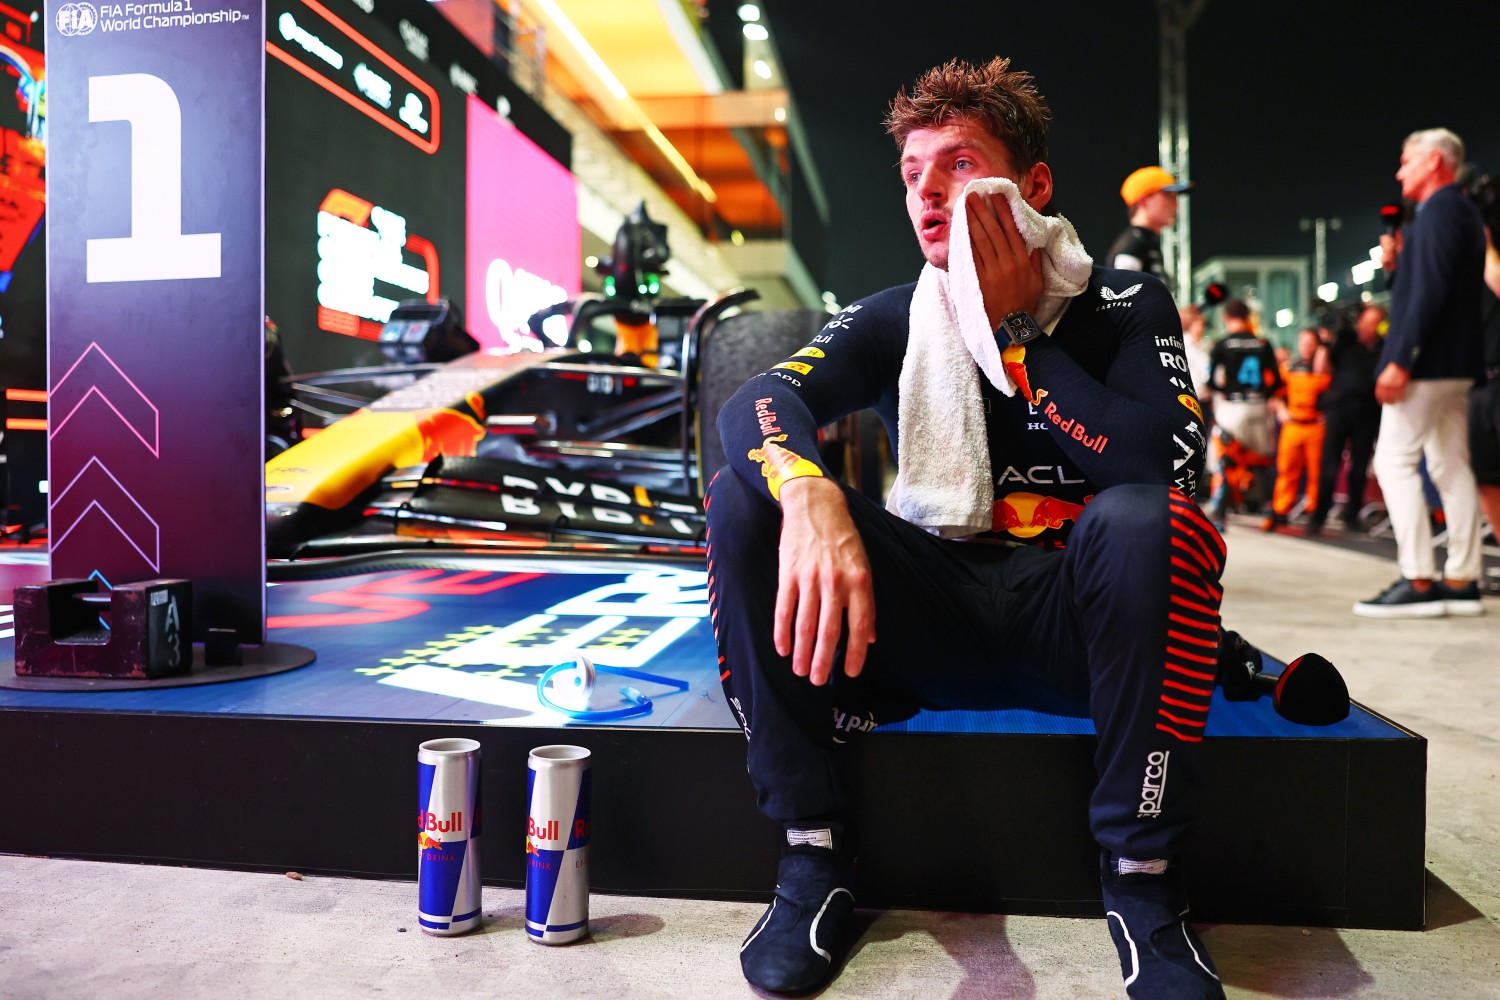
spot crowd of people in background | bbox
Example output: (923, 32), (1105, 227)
(1107, 127), (1499, 618)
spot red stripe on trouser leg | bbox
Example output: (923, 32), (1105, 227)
(1170, 536), (1214, 574)
(1170, 593), (1220, 618)
(1169, 497), (1226, 560)
(1165, 662), (1217, 682)
(1163, 678), (1214, 697)
(1166, 644), (1218, 665)
(1170, 557), (1224, 599)
(1170, 573), (1222, 603)
(1167, 627), (1217, 648)
(1156, 502), (1223, 748)
(1159, 708), (1207, 727)
(1171, 518), (1222, 573)
(1168, 611), (1219, 633)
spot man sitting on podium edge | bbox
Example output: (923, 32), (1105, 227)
(704, 56), (1336, 999)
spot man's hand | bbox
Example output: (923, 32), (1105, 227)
(775, 477), (876, 686)
(1375, 361), (1411, 404)
(1379, 231), (1404, 272)
(967, 192), (1043, 330)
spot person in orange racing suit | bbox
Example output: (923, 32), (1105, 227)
(1265, 327), (1332, 530)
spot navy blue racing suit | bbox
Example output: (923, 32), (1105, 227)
(705, 268), (1221, 860)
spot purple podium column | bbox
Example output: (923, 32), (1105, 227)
(42, 0), (304, 666)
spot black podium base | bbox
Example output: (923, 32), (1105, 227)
(0, 642), (316, 691)
(0, 704), (1427, 930)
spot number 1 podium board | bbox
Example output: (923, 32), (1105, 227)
(44, 0), (299, 663)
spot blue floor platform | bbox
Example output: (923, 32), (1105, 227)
(0, 550), (1426, 929)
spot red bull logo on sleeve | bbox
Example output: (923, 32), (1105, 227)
(993, 492), (1092, 538)
(1002, 343), (1047, 407)
(1178, 394), (1203, 421)
(746, 434), (823, 500)
(1040, 400), (1109, 452)
(753, 397), (783, 438)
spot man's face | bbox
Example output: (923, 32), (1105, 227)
(901, 120), (1050, 270)
(1356, 307), (1385, 345)
(1397, 142), (1442, 201)
(1139, 189), (1180, 230)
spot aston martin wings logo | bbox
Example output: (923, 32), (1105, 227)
(1100, 283), (1144, 301)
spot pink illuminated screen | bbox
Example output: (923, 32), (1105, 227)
(465, 96), (581, 351)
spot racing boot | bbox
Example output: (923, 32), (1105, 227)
(1101, 852), (1225, 1000)
(740, 820), (858, 994)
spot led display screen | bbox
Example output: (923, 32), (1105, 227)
(265, 0), (577, 372)
(465, 96), (579, 352)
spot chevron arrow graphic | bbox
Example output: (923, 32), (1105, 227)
(49, 456), (161, 571)
(50, 342), (161, 456)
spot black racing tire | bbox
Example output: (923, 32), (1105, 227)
(694, 308), (828, 494)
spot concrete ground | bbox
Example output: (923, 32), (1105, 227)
(3, 523), (1498, 999)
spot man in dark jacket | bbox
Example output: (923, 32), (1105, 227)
(1308, 304), (1385, 533)
(1356, 128), (1487, 618)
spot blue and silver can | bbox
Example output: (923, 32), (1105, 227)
(417, 737), (482, 935)
(525, 744), (591, 944)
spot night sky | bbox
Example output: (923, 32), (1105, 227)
(761, 0), (1500, 307)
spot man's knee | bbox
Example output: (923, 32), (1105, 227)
(1075, 485), (1223, 584)
(705, 467), (782, 566)
(1076, 484), (1168, 538)
(707, 467), (772, 525)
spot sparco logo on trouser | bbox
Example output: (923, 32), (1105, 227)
(1137, 750), (1170, 819)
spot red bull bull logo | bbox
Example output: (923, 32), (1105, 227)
(418, 832), (444, 851)
(1178, 394), (1203, 421)
(992, 492), (1092, 538)
(417, 408), (486, 461)
(1002, 344), (1047, 407)
(746, 434), (823, 500)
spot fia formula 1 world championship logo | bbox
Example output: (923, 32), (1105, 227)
(57, 2), (99, 34)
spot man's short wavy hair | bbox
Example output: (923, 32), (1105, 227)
(884, 57), (1051, 171)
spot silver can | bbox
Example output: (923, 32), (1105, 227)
(417, 737), (482, 935)
(525, 744), (591, 943)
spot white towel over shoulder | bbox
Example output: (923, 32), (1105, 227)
(886, 177), (1092, 538)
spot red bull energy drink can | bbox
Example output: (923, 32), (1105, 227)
(525, 744), (591, 944)
(417, 738), (482, 935)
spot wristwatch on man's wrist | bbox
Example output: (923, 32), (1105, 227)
(996, 311), (1044, 347)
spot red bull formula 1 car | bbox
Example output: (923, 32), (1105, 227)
(266, 210), (886, 563)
